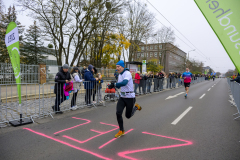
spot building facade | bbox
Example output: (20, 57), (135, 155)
(133, 42), (186, 74)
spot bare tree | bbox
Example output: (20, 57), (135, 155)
(17, 0), (122, 66)
(153, 26), (176, 70)
(126, 1), (155, 62)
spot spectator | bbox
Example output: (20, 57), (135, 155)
(230, 73), (240, 83)
(84, 64), (98, 106)
(114, 70), (119, 80)
(154, 73), (159, 92)
(96, 73), (104, 103)
(142, 72), (148, 94)
(139, 72), (143, 95)
(81, 66), (87, 80)
(70, 67), (83, 110)
(169, 73), (173, 89)
(159, 71), (164, 91)
(53, 64), (71, 114)
(92, 67), (98, 104)
(147, 71), (153, 93)
(134, 71), (141, 95)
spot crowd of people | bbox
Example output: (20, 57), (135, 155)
(52, 64), (104, 114)
(52, 63), (217, 114)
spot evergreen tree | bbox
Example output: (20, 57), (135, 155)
(0, 5), (24, 63)
(21, 20), (46, 65)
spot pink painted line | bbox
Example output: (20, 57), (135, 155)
(23, 128), (112, 160)
(91, 129), (104, 134)
(54, 117), (91, 135)
(100, 122), (119, 128)
(63, 122), (119, 144)
(118, 132), (193, 160)
(99, 129), (134, 149)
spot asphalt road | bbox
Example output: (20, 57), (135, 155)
(0, 78), (240, 160)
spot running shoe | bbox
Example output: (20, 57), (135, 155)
(135, 103), (142, 111)
(185, 94), (187, 98)
(115, 130), (125, 138)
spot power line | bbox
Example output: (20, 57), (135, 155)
(145, 0), (218, 67)
(131, 0), (206, 58)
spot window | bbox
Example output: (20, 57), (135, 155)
(159, 44), (162, 49)
(147, 53), (148, 57)
(141, 53), (144, 57)
(137, 53), (140, 58)
(150, 46), (153, 49)
(155, 45), (158, 49)
(154, 52), (158, 57)
(150, 53), (153, 57)
(141, 46), (144, 51)
(147, 46), (149, 50)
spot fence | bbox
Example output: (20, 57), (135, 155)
(0, 63), (116, 84)
(0, 77), (205, 127)
(227, 78), (240, 120)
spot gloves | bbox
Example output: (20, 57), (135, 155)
(108, 81), (116, 89)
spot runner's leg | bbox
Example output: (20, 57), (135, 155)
(116, 97), (126, 131)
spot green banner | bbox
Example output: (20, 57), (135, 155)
(5, 22), (21, 104)
(194, 0), (240, 73)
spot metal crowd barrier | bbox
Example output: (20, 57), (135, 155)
(227, 78), (240, 120)
(0, 77), (206, 127)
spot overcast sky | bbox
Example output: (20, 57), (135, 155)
(3, 0), (236, 73)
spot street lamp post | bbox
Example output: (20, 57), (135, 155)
(185, 49), (195, 69)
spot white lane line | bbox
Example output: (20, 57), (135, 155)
(208, 88), (211, 91)
(199, 93), (206, 99)
(165, 92), (185, 100)
(171, 107), (193, 125)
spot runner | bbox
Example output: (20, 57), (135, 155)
(182, 68), (192, 98)
(108, 60), (142, 138)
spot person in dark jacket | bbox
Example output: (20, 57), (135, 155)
(84, 64), (98, 106)
(142, 72), (148, 94)
(53, 64), (71, 114)
(81, 66), (86, 80)
(114, 70), (119, 80)
(159, 71), (164, 91)
(230, 73), (240, 83)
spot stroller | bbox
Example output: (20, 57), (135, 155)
(104, 83), (120, 101)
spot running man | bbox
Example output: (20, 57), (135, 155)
(108, 60), (142, 138)
(182, 68), (192, 98)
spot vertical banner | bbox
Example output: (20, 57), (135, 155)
(5, 22), (21, 105)
(194, 0), (240, 73)
(142, 60), (146, 73)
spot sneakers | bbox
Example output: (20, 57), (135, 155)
(70, 106), (77, 110)
(135, 103), (142, 111)
(92, 101), (96, 104)
(185, 94), (187, 98)
(115, 130), (125, 138)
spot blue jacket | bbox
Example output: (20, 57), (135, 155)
(84, 69), (96, 89)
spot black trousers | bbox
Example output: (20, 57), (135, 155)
(54, 92), (66, 111)
(116, 97), (136, 131)
(85, 89), (93, 105)
(71, 91), (78, 107)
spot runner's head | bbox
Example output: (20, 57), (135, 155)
(116, 60), (125, 73)
(186, 68), (189, 72)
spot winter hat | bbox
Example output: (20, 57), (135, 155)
(116, 60), (125, 68)
(88, 64), (93, 71)
(63, 64), (69, 69)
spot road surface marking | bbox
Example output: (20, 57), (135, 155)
(208, 88), (211, 91)
(199, 94), (206, 99)
(165, 92), (185, 100)
(171, 107), (192, 125)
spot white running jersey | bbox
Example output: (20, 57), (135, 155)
(118, 70), (135, 98)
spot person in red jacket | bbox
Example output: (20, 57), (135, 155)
(134, 71), (141, 95)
